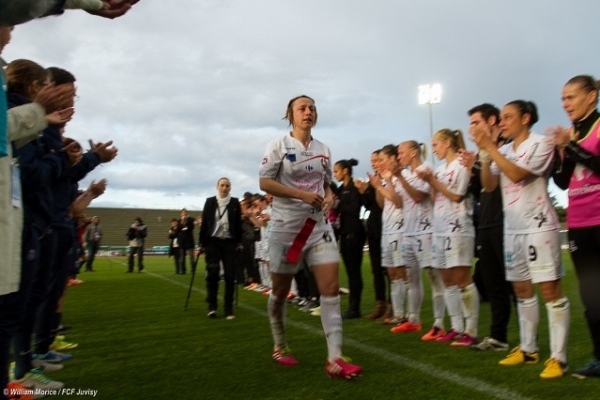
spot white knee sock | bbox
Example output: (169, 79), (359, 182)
(444, 285), (464, 333)
(517, 296), (539, 353)
(546, 297), (570, 363)
(320, 295), (343, 361)
(429, 269), (446, 329)
(407, 266), (423, 324)
(460, 283), (480, 337)
(390, 279), (406, 319)
(268, 292), (287, 350)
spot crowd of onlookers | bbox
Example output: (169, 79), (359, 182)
(1, 2), (138, 399)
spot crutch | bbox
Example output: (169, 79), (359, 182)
(184, 252), (201, 311)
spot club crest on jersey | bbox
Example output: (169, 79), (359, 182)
(286, 153), (297, 162)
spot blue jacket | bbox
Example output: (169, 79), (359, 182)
(40, 126), (101, 228)
(7, 92), (66, 230)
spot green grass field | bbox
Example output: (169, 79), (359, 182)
(45, 252), (597, 400)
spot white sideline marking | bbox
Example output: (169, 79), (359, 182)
(148, 271), (533, 400)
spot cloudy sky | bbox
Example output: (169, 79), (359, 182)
(5, 0), (599, 209)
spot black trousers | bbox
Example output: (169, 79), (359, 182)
(128, 246), (144, 272)
(569, 226), (600, 360)
(205, 238), (237, 315)
(238, 240), (257, 284)
(35, 226), (75, 354)
(340, 231), (365, 313)
(178, 247), (194, 274)
(476, 226), (513, 343)
(367, 231), (387, 302)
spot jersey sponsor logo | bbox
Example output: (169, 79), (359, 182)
(301, 151), (314, 156)
(262, 157), (268, 165)
(569, 183), (600, 196)
(306, 165), (314, 172)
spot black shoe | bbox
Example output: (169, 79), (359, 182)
(573, 360), (600, 379)
(342, 310), (361, 319)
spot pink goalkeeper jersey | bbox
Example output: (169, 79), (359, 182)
(567, 118), (600, 229)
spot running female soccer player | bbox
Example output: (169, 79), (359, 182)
(473, 100), (569, 379)
(259, 95), (362, 379)
(417, 129), (480, 347)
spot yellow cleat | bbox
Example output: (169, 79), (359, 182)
(499, 347), (539, 366)
(50, 340), (78, 351)
(540, 358), (568, 379)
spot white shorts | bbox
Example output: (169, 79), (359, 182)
(402, 233), (432, 268)
(381, 232), (405, 267)
(504, 231), (564, 283)
(431, 235), (474, 269)
(269, 227), (339, 275)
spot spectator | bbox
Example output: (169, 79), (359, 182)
(84, 216), (102, 271)
(463, 103), (514, 352)
(333, 158), (365, 319)
(239, 198), (261, 287)
(127, 217), (147, 273)
(168, 218), (180, 274)
(0, 0), (139, 26)
(177, 208), (195, 275)
(198, 178), (243, 320)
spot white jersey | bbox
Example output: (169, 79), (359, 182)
(491, 132), (559, 234)
(400, 163), (433, 237)
(259, 134), (331, 234)
(381, 176), (404, 235)
(432, 158), (474, 237)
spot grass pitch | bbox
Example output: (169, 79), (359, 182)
(47, 252), (596, 400)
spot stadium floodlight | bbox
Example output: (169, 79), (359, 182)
(418, 84), (442, 165)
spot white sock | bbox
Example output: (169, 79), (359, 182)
(546, 297), (570, 363)
(320, 295), (343, 361)
(429, 268), (446, 329)
(444, 285), (464, 333)
(390, 279), (406, 319)
(517, 296), (539, 353)
(268, 292), (287, 350)
(460, 283), (480, 337)
(407, 266), (423, 324)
